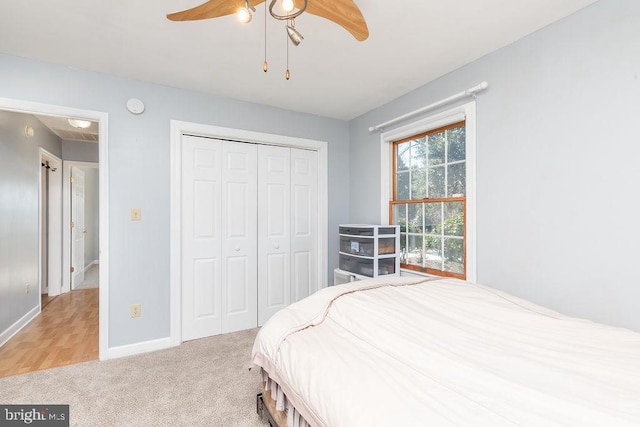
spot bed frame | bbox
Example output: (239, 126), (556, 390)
(256, 392), (287, 427)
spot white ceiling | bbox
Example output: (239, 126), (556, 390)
(0, 0), (599, 120)
(33, 115), (98, 143)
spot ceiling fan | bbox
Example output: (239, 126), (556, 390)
(167, 0), (368, 78)
(167, 0), (369, 41)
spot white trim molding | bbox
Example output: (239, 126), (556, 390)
(0, 97), (110, 361)
(0, 305), (40, 349)
(379, 101), (477, 283)
(169, 120), (329, 347)
(107, 337), (172, 359)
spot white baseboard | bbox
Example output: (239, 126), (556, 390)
(82, 260), (99, 273)
(107, 337), (173, 359)
(0, 305), (40, 348)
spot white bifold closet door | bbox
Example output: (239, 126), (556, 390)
(182, 135), (258, 341)
(182, 135), (319, 340)
(257, 146), (318, 325)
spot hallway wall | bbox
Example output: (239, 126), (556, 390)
(0, 111), (61, 342)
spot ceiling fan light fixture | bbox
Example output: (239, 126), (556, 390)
(237, 0), (255, 23)
(286, 24), (304, 46)
(67, 118), (91, 129)
(282, 0), (295, 13)
(269, 0), (307, 21)
(237, 6), (252, 23)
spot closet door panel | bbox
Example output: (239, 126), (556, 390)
(258, 145), (291, 326)
(221, 141), (258, 332)
(293, 251), (312, 302)
(181, 136), (223, 341)
(193, 258), (218, 318)
(291, 149), (319, 301)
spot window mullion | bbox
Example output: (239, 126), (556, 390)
(444, 129), (449, 198)
(421, 202), (426, 269)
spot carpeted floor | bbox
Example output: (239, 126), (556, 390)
(0, 328), (268, 426)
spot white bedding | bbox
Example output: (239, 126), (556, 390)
(252, 276), (640, 426)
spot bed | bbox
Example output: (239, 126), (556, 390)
(251, 276), (640, 427)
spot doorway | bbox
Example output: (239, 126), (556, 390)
(63, 162), (100, 292)
(0, 97), (109, 361)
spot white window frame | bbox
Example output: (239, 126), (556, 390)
(379, 101), (477, 282)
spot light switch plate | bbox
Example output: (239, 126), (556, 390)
(131, 208), (141, 221)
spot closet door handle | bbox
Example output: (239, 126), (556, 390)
(274, 244), (280, 249)
(234, 246), (240, 251)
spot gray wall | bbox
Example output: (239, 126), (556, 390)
(62, 140), (99, 163)
(82, 167), (99, 266)
(349, 0), (640, 331)
(0, 54), (350, 348)
(0, 110), (61, 335)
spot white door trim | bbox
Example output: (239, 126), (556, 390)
(39, 149), (62, 298)
(62, 161), (98, 293)
(169, 120), (329, 347)
(0, 97), (110, 361)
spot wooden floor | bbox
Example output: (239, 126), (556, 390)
(0, 289), (98, 378)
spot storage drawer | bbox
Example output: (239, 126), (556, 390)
(339, 254), (357, 273)
(378, 227), (397, 235)
(378, 258), (396, 276)
(378, 237), (396, 255)
(340, 236), (374, 256)
(339, 226), (374, 236)
(339, 254), (374, 277)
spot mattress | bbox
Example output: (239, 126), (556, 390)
(251, 276), (640, 426)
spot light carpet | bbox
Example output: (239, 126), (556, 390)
(0, 328), (268, 427)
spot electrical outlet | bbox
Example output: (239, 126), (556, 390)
(130, 304), (141, 318)
(25, 283), (30, 294)
(131, 208), (141, 221)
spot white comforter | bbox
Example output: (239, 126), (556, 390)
(252, 277), (640, 427)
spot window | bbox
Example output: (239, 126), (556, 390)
(390, 121), (467, 279)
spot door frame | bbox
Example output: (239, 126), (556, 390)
(0, 97), (110, 361)
(63, 161), (99, 292)
(39, 148), (62, 298)
(169, 120), (328, 347)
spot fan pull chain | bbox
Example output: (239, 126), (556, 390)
(263, 2), (268, 72)
(285, 22), (290, 80)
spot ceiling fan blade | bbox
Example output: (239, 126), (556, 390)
(167, 0), (266, 21)
(297, 0), (369, 41)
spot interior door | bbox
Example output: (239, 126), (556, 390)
(41, 165), (48, 295)
(257, 145), (291, 326)
(71, 166), (86, 288)
(181, 135), (257, 341)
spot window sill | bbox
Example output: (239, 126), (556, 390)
(400, 268), (439, 279)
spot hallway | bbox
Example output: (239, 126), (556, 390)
(0, 289), (98, 378)
(76, 264), (99, 290)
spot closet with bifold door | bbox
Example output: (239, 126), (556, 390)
(181, 134), (318, 342)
